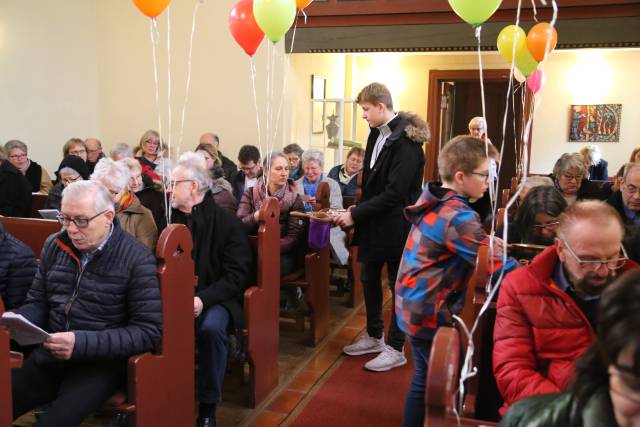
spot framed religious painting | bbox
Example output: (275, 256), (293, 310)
(569, 104), (622, 142)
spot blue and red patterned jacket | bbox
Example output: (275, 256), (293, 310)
(395, 183), (517, 340)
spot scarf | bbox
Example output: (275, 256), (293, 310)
(116, 191), (134, 214)
(302, 175), (323, 198)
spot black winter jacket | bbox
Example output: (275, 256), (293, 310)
(0, 223), (37, 310)
(15, 220), (162, 360)
(607, 190), (640, 263)
(172, 191), (252, 330)
(351, 112), (430, 262)
(0, 160), (32, 217)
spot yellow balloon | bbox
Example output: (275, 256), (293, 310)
(497, 25), (527, 63)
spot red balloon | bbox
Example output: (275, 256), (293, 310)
(229, 0), (265, 57)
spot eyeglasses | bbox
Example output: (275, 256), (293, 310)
(69, 149), (87, 156)
(561, 239), (628, 272)
(9, 153), (27, 160)
(470, 172), (490, 182)
(57, 209), (109, 229)
(562, 174), (582, 182)
(145, 140), (160, 146)
(622, 183), (640, 196)
(534, 221), (560, 231)
(170, 179), (193, 188)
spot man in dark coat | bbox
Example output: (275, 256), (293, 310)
(199, 132), (237, 180)
(170, 153), (252, 427)
(335, 82), (430, 372)
(9, 180), (162, 427)
(0, 223), (37, 310)
(0, 149), (32, 217)
(231, 144), (262, 204)
(607, 162), (640, 262)
(85, 137), (105, 175)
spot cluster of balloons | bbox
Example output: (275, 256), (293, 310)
(132, 0), (171, 18)
(229, 0), (313, 57)
(497, 23), (558, 93)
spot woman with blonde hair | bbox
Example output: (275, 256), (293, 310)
(195, 144), (236, 214)
(136, 130), (172, 185)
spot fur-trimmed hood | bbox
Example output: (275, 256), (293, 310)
(398, 111), (431, 145)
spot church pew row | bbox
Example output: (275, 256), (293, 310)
(1, 224), (196, 427)
(281, 181), (330, 346)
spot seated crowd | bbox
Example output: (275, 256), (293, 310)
(1, 81), (640, 427)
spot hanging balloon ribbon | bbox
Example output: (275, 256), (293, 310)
(132, 0), (171, 18)
(253, 0), (296, 43)
(229, 0), (265, 57)
(527, 23), (558, 62)
(447, 0), (503, 26)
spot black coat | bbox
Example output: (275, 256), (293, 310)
(588, 159), (609, 181)
(219, 152), (238, 181)
(24, 161), (43, 193)
(172, 192), (252, 330)
(231, 169), (263, 204)
(351, 112), (430, 262)
(0, 223), (37, 310)
(15, 220), (162, 360)
(607, 190), (640, 263)
(0, 160), (32, 217)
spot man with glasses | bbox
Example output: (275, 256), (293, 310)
(84, 138), (105, 175)
(9, 180), (162, 426)
(607, 162), (640, 263)
(493, 200), (638, 415)
(231, 144), (262, 203)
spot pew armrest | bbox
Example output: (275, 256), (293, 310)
(9, 351), (23, 369)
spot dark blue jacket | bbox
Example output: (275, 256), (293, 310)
(328, 165), (358, 197)
(0, 223), (37, 310)
(15, 220), (162, 360)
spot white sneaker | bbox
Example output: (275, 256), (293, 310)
(343, 333), (385, 356)
(364, 345), (407, 372)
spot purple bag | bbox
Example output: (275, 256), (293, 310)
(308, 217), (331, 251)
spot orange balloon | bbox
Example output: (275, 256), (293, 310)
(296, 0), (313, 9)
(527, 23), (558, 62)
(132, 0), (171, 18)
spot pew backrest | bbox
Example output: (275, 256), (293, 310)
(0, 217), (61, 258)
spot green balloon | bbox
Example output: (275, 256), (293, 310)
(448, 0), (503, 26)
(253, 0), (296, 44)
(515, 48), (538, 77)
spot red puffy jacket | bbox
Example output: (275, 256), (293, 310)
(493, 244), (637, 415)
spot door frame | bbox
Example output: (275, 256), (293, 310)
(424, 69), (533, 183)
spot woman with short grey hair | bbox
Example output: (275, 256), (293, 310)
(91, 158), (158, 250)
(552, 152), (610, 205)
(4, 139), (53, 194)
(110, 143), (134, 161)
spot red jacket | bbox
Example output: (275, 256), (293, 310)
(493, 244), (637, 415)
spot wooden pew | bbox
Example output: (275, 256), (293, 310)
(244, 197), (280, 407)
(1, 224), (196, 427)
(0, 217), (60, 257)
(282, 182), (331, 346)
(0, 297), (17, 427)
(424, 327), (497, 427)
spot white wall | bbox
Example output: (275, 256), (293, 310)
(0, 0), (99, 174)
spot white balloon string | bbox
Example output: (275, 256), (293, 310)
(250, 58), (263, 167)
(475, 26), (493, 208)
(150, 19), (163, 149)
(302, 8), (308, 24)
(531, 0), (538, 22)
(272, 12), (298, 150)
(177, 0), (201, 156)
(164, 6), (174, 225)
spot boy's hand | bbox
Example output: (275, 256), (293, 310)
(334, 211), (354, 228)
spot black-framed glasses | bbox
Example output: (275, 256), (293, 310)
(170, 179), (193, 188)
(61, 175), (83, 185)
(57, 209), (109, 229)
(561, 239), (628, 272)
(534, 221), (560, 231)
(470, 172), (490, 182)
(561, 174), (582, 182)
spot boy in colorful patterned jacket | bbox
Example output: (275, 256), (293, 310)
(395, 135), (518, 427)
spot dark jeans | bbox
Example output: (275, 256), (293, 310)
(403, 336), (433, 427)
(12, 348), (126, 427)
(196, 304), (229, 404)
(360, 258), (405, 351)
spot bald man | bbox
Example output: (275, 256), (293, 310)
(84, 138), (105, 174)
(199, 132), (237, 179)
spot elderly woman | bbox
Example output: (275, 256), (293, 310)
(45, 155), (89, 210)
(328, 147), (364, 197)
(296, 149), (349, 265)
(62, 138), (88, 162)
(552, 152), (609, 205)
(468, 116), (490, 141)
(501, 270), (640, 427)
(284, 143), (304, 181)
(120, 157), (166, 233)
(581, 145), (609, 181)
(0, 146), (32, 217)
(4, 140), (52, 194)
(237, 152), (305, 275)
(136, 130), (172, 185)
(195, 144), (236, 214)
(92, 158), (158, 250)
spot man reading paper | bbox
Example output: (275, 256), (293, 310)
(9, 180), (162, 427)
